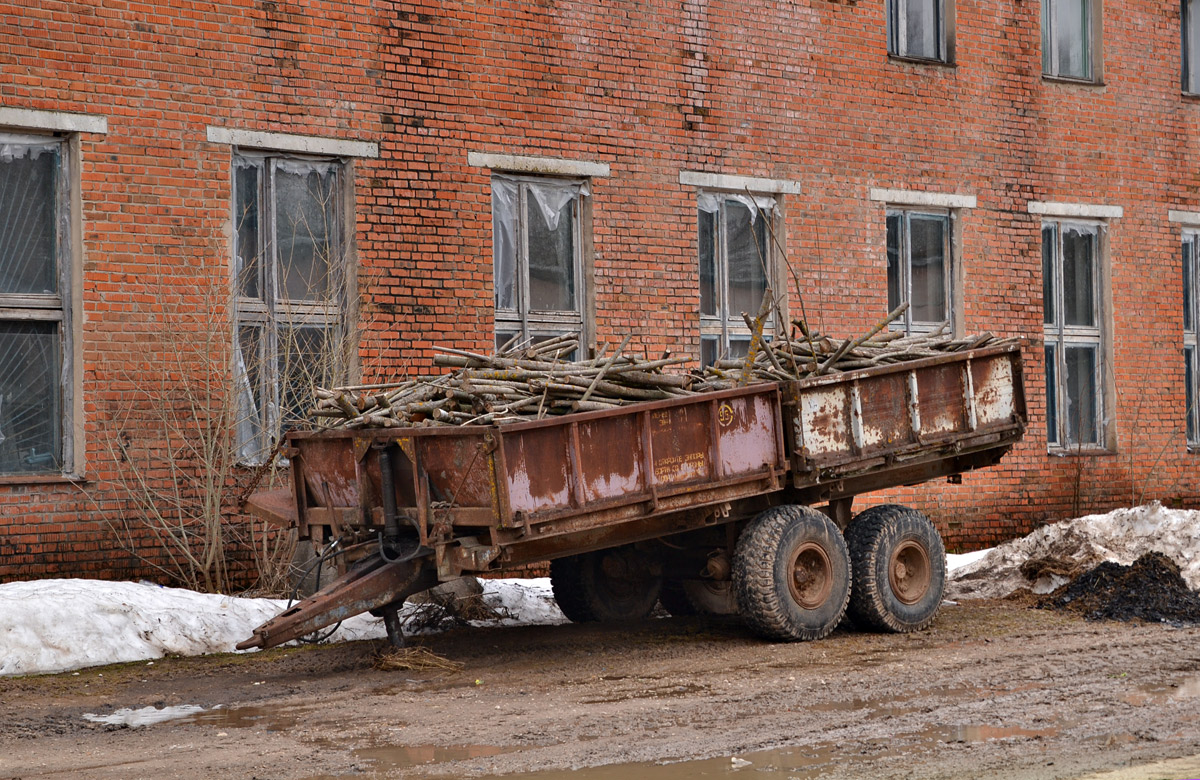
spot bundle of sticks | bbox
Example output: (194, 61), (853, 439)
(310, 303), (1016, 430)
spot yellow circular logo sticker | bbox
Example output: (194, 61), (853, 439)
(718, 402), (735, 427)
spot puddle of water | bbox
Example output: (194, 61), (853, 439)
(354, 743), (521, 771)
(184, 704), (301, 732)
(83, 704), (205, 728)
(1121, 671), (1200, 707)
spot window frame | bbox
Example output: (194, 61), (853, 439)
(1041, 218), (1111, 452)
(885, 206), (956, 336)
(1185, 0), (1200, 95)
(232, 149), (352, 465)
(0, 130), (80, 479)
(491, 174), (589, 351)
(886, 0), (955, 65)
(1041, 0), (1103, 83)
(697, 191), (779, 366)
(1183, 231), (1199, 449)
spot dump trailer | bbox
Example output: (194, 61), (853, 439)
(239, 343), (1026, 650)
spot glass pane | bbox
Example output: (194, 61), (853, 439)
(1045, 344), (1058, 445)
(727, 337), (751, 360)
(0, 141), (61, 295)
(726, 201), (768, 321)
(492, 179), (518, 311)
(1184, 237), (1194, 334)
(886, 0), (900, 54)
(1062, 226), (1096, 327)
(234, 159), (261, 300)
(275, 161), (337, 302)
(1189, 0), (1200, 93)
(496, 330), (520, 353)
(236, 324), (266, 461)
(1187, 346), (1196, 445)
(1042, 224), (1056, 325)
(904, 0), (940, 60)
(701, 335), (719, 367)
(1041, 0), (1052, 74)
(279, 326), (333, 431)
(0, 321), (61, 473)
(1055, 0), (1091, 79)
(887, 213), (902, 316)
(1064, 345), (1098, 446)
(909, 213), (947, 324)
(526, 190), (575, 312)
(699, 209), (716, 316)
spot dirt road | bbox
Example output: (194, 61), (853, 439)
(2, 599), (1199, 780)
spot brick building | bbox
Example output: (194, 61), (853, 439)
(0, 0), (1197, 584)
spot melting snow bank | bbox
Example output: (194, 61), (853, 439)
(0, 577), (564, 677)
(948, 503), (1200, 600)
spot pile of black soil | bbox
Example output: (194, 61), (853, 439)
(1040, 552), (1200, 625)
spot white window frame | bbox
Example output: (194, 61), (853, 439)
(885, 207), (954, 335)
(696, 192), (778, 365)
(231, 150), (351, 464)
(1041, 219), (1109, 451)
(1042, 0), (1102, 82)
(490, 174), (588, 351)
(886, 0), (955, 64)
(1183, 230), (1199, 449)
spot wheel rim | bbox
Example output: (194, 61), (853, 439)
(889, 540), (932, 605)
(787, 541), (833, 609)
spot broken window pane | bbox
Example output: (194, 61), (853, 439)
(279, 325), (333, 432)
(727, 337), (751, 360)
(1062, 226), (1095, 327)
(904, 0), (940, 60)
(909, 213), (947, 324)
(234, 160), (262, 300)
(699, 209), (716, 317)
(0, 141), (61, 296)
(0, 321), (61, 473)
(526, 189), (575, 312)
(492, 178), (518, 311)
(1064, 345), (1098, 446)
(1187, 346), (1196, 445)
(701, 335), (719, 368)
(726, 200), (768, 320)
(235, 324), (266, 462)
(275, 161), (337, 303)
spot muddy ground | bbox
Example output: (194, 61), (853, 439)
(2, 599), (1199, 780)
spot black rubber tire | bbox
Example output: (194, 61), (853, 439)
(733, 505), (852, 641)
(844, 504), (946, 633)
(659, 580), (697, 617)
(550, 555), (597, 623)
(552, 547), (662, 623)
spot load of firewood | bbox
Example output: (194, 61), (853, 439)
(309, 303), (1017, 430)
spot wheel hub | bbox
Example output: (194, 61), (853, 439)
(788, 541), (833, 610)
(889, 540), (931, 605)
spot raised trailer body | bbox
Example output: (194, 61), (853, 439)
(241, 344), (1025, 650)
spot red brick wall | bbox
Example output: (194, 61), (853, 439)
(1, 0), (1196, 585)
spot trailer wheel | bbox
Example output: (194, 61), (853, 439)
(844, 504), (946, 633)
(550, 555), (597, 623)
(552, 547), (662, 623)
(659, 580), (697, 617)
(733, 505), (851, 641)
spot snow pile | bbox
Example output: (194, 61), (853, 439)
(948, 503), (1200, 600)
(0, 577), (563, 677)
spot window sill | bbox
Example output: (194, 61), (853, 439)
(0, 473), (88, 486)
(888, 54), (955, 69)
(1041, 74), (1104, 88)
(1183, 91), (1200, 103)
(1047, 447), (1115, 458)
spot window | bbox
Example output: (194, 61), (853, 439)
(1184, 233), (1199, 447)
(698, 193), (775, 366)
(887, 209), (952, 335)
(0, 133), (71, 475)
(233, 152), (347, 463)
(492, 175), (586, 351)
(1042, 0), (1096, 80)
(1042, 221), (1105, 448)
(1185, 0), (1200, 94)
(887, 0), (951, 62)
